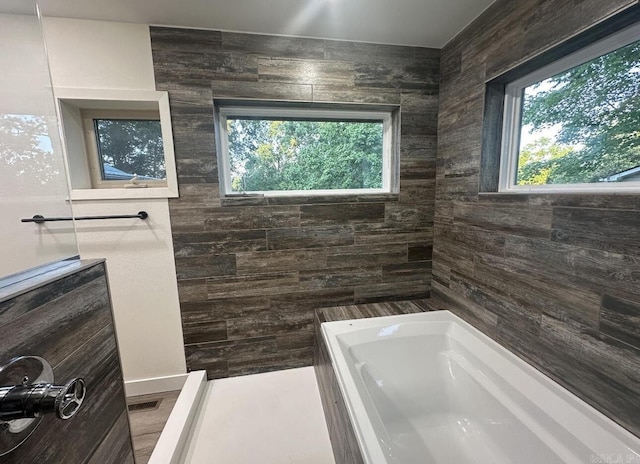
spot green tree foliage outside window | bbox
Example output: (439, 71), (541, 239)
(95, 119), (165, 180)
(227, 118), (384, 192)
(517, 39), (640, 185)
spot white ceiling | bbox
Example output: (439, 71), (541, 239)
(2, 0), (495, 48)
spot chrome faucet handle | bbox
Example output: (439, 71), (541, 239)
(0, 356), (87, 456)
(55, 378), (86, 420)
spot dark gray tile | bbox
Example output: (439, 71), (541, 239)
(173, 230), (267, 256)
(326, 243), (407, 267)
(206, 272), (300, 298)
(222, 32), (324, 59)
(300, 267), (382, 289)
(174, 255), (236, 279)
(300, 203), (385, 225)
(382, 261), (432, 282)
(601, 294), (640, 349)
(267, 225), (355, 250)
(313, 85), (401, 104)
(204, 206), (300, 230)
(259, 58), (354, 85)
(151, 26), (222, 52)
(211, 80), (313, 100)
(181, 296), (271, 321)
(153, 25), (440, 382)
(551, 207), (640, 256)
(0, 263), (133, 464)
(354, 280), (430, 303)
(235, 249), (328, 274)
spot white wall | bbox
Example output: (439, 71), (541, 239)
(0, 13), (78, 277)
(42, 17), (187, 386)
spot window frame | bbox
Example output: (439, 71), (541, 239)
(499, 21), (640, 194)
(81, 109), (167, 189)
(55, 88), (178, 201)
(216, 104), (397, 197)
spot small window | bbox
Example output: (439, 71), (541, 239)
(215, 104), (397, 197)
(499, 22), (640, 193)
(56, 89), (178, 200)
(82, 110), (166, 188)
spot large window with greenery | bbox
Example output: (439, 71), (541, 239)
(216, 105), (396, 196)
(499, 22), (640, 192)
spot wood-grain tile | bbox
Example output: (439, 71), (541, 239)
(312, 85), (401, 104)
(173, 230), (267, 256)
(222, 32), (324, 59)
(151, 27), (222, 51)
(326, 243), (407, 268)
(600, 294), (640, 349)
(235, 249), (328, 274)
(211, 80), (313, 100)
(0, 262), (134, 464)
(152, 25), (438, 379)
(382, 261), (433, 282)
(433, 0), (640, 439)
(174, 254), (236, 279)
(354, 280), (430, 303)
(300, 267), (382, 289)
(267, 225), (355, 250)
(551, 207), (640, 256)
(259, 58), (354, 85)
(300, 203), (385, 225)
(227, 310), (314, 339)
(206, 272), (300, 298)
(180, 296), (271, 321)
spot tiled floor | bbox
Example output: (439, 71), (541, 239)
(127, 390), (181, 464)
(182, 366), (336, 464)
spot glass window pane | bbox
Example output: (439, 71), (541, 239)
(517, 39), (640, 185)
(94, 119), (166, 181)
(227, 118), (384, 192)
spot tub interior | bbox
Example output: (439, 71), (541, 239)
(334, 319), (609, 464)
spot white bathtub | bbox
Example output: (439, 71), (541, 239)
(322, 311), (640, 464)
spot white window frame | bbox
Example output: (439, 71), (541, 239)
(82, 109), (167, 189)
(55, 88), (178, 200)
(216, 105), (396, 197)
(499, 22), (640, 194)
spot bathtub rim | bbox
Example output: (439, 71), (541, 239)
(321, 310), (640, 464)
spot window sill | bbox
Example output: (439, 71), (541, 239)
(70, 187), (178, 201)
(221, 192), (399, 206)
(486, 185), (640, 195)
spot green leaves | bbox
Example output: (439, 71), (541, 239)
(95, 119), (165, 180)
(227, 119), (384, 192)
(519, 40), (640, 185)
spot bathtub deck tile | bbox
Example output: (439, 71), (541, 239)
(317, 298), (435, 322)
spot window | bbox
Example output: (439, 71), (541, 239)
(498, 22), (640, 193)
(82, 110), (166, 188)
(215, 104), (398, 197)
(56, 89), (178, 200)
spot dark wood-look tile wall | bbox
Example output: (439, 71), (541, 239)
(0, 261), (134, 463)
(150, 27), (440, 378)
(433, 0), (640, 437)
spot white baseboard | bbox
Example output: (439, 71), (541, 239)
(148, 370), (208, 464)
(125, 373), (189, 397)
